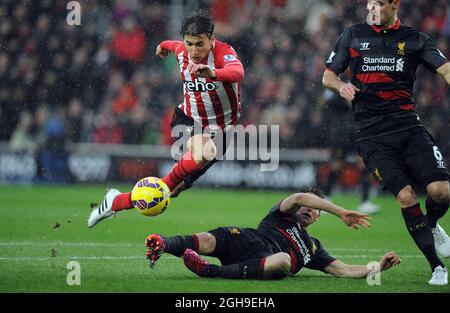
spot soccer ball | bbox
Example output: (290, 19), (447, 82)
(131, 177), (171, 216)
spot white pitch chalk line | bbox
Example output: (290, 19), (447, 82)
(0, 242), (399, 252)
(0, 254), (423, 261)
(0, 242), (140, 247)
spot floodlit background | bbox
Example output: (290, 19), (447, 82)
(0, 0), (449, 293)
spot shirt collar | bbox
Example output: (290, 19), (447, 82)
(370, 18), (401, 33)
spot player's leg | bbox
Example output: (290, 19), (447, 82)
(322, 149), (344, 197)
(183, 227), (287, 279)
(168, 125), (230, 197)
(163, 133), (217, 198)
(405, 130), (450, 259)
(396, 185), (447, 281)
(87, 188), (122, 228)
(357, 157), (380, 214)
(358, 135), (446, 284)
(425, 181), (450, 259)
(260, 252), (292, 279)
(183, 249), (290, 279)
(402, 129), (449, 284)
(426, 181), (450, 228)
(87, 109), (201, 227)
(358, 168), (380, 213)
(145, 228), (223, 266)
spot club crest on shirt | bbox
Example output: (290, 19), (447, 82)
(229, 228), (241, 235)
(224, 54), (237, 62)
(397, 42), (406, 55)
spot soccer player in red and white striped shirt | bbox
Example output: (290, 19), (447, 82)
(88, 12), (244, 228)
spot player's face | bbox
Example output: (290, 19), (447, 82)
(366, 0), (398, 26)
(298, 206), (320, 228)
(184, 34), (214, 64)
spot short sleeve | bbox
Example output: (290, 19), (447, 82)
(325, 27), (352, 74)
(420, 34), (448, 73)
(304, 238), (336, 273)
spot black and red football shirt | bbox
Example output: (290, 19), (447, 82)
(325, 20), (448, 141)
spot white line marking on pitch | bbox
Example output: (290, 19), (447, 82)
(0, 242), (140, 247)
(0, 255), (423, 261)
(0, 242), (400, 252)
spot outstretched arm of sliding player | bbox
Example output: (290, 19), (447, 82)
(279, 193), (370, 229)
(324, 252), (401, 278)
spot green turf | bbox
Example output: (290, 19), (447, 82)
(0, 185), (449, 293)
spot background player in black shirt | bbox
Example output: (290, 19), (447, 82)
(322, 0), (450, 285)
(145, 187), (400, 280)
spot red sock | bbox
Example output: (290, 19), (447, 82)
(112, 192), (133, 212)
(161, 152), (202, 190)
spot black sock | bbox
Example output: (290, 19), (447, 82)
(425, 196), (449, 228)
(164, 235), (198, 257)
(401, 203), (444, 271)
(208, 258), (267, 279)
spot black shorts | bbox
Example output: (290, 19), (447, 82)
(170, 107), (232, 186)
(208, 227), (275, 266)
(357, 127), (450, 197)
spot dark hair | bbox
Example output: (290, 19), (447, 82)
(181, 11), (214, 39)
(298, 186), (325, 199)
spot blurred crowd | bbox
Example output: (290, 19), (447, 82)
(1, 0), (450, 161)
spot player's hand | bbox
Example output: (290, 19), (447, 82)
(188, 63), (217, 79)
(379, 251), (401, 271)
(156, 45), (169, 59)
(339, 83), (360, 102)
(340, 210), (371, 229)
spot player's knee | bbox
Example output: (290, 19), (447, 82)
(427, 181), (450, 203)
(396, 186), (417, 207)
(195, 232), (216, 254)
(276, 253), (292, 273)
(265, 253), (291, 279)
(187, 135), (216, 162)
(202, 138), (217, 161)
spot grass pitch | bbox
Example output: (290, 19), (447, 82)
(0, 185), (449, 293)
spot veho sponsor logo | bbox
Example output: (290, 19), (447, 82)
(184, 78), (218, 92)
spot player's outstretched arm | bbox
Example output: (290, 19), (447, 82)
(437, 62), (450, 85)
(280, 193), (370, 229)
(324, 252), (401, 278)
(322, 69), (360, 103)
(156, 45), (169, 59)
(156, 41), (183, 59)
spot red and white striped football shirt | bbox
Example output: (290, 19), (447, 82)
(159, 39), (244, 129)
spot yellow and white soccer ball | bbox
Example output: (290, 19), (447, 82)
(131, 177), (171, 216)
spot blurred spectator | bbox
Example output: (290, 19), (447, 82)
(40, 108), (69, 183)
(112, 83), (138, 115)
(111, 16), (147, 79)
(66, 98), (84, 143)
(93, 111), (124, 144)
(0, 0), (447, 162)
(9, 110), (37, 152)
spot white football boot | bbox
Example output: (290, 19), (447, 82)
(432, 223), (450, 258)
(428, 266), (448, 286)
(357, 200), (380, 215)
(87, 189), (121, 228)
